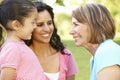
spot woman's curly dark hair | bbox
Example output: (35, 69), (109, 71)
(25, 1), (65, 54)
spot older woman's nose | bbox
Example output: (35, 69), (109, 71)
(69, 28), (75, 35)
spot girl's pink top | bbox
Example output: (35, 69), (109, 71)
(0, 41), (78, 80)
(0, 41), (46, 80)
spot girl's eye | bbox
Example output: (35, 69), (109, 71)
(32, 22), (35, 24)
(32, 19), (36, 24)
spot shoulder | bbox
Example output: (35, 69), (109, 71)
(1, 41), (24, 47)
(94, 40), (120, 74)
(0, 41), (24, 54)
(96, 39), (120, 58)
(60, 49), (74, 62)
(97, 39), (120, 53)
(63, 49), (72, 55)
(1, 42), (18, 50)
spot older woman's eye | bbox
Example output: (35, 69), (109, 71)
(72, 23), (77, 27)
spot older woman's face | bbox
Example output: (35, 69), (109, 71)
(69, 17), (90, 47)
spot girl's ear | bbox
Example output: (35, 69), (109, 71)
(11, 20), (21, 30)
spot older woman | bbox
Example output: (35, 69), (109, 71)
(70, 3), (120, 80)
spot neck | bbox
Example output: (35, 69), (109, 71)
(6, 31), (21, 41)
(83, 43), (98, 56)
(29, 41), (56, 57)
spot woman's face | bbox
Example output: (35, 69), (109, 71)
(69, 17), (90, 47)
(32, 10), (54, 43)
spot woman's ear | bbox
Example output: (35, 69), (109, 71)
(11, 20), (21, 30)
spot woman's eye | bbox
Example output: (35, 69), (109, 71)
(48, 22), (52, 25)
(37, 23), (43, 27)
(47, 21), (52, 25)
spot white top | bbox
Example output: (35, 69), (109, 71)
(44, 72), (59, 80)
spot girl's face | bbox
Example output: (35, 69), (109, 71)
(17, 9), (38, 40)
(32, 10), (54, 43)
(69, 17), (90, 47)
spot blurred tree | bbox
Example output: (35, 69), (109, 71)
(56, 0), (64, 6)
(30, 0), (64, 6)
(0, 0), (2, 3)
(105, 0), (120, 32)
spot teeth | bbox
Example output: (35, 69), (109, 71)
(42, 34), (49, 37)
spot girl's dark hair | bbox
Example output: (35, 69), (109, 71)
(25, 1), (65, 54)
(0, 0), (36, 45)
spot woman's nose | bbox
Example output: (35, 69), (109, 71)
(69, 28), (74, 35)
(44, 24), (50, 31)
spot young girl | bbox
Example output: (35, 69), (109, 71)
(0, 0), (46, 80)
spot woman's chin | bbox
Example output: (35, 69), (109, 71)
(75, 43), (82, 47)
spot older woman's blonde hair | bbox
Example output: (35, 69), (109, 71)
(72, 3), (115, 44)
